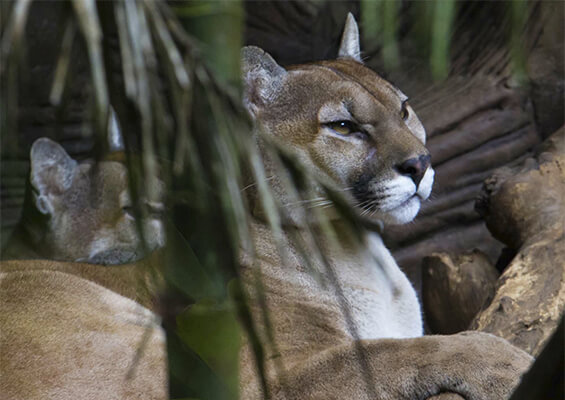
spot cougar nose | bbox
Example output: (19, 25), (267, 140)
(396, 154), (431, 187)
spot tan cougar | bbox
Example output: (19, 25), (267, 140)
(0, 137), (167, 400)
(239, 14), (532, 399)
(2, 137), (164, 264)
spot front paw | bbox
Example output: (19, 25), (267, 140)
(443, 332), (533, 399)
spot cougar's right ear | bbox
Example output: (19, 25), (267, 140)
(338, 13), (362, 62)
(241, 46), (287, 117)
(30, 138), (77, 215)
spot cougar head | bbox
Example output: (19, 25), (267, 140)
(242, 14), (434, 225)
(23, 137), (165, 264)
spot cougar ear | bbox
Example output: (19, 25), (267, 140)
(338, 13), (362, 62)
(241, 46), (287, 117)
(108, 107), (124, 153)
(30, 138), (77, 215)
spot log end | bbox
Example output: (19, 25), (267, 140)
(423, 250), (499, 334)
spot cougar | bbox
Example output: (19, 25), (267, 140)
(0, 137), (167, 400)
(239, 14), (532, 399)
(2, 137), (164, 264)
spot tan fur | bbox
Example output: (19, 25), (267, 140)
(239, 222), (531, 399)
(0, 138), (167, 400)
(239, 15), (532, 399)
(0, 267), (167, 400)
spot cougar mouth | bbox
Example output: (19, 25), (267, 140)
(83, 247), (140, 265)
(385, 195), (421, 225)
(398, 193), (420, 208)
(351, 174), (427, 225)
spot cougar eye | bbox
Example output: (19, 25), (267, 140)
(327, 120), (358, 136)
(400, 103), (409, 120)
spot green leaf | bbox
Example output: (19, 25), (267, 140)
(430, 0), (456, 80)
(176, 297), (241, 399)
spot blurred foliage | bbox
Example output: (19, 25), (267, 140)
(0, 0), (32, 151)
(2, 1), (251, 399)
(508, 0), (529, 84)
(429, 0), (456, 80)
(171, 0), (243, 84)
(362, 0), (530, 81)
(362, 0), (401, 70)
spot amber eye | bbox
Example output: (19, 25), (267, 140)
(327, 120), (358, 136)
(400, 104), (409, 120)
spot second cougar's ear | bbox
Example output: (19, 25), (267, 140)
(105, 106), (127, 162)
(30, 138), (78, 215)
(338, 13), (362, 62)
(107, 107), (124, 153)
(241, 46), (287, 117)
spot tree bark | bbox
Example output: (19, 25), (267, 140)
(427, 127), (565, 400)
(470, 127), (565, 356)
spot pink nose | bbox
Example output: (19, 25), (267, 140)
(396, 155), (431, 187)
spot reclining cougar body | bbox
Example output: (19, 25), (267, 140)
(239, 14), (531, 399)
(0, 138), (167, 400)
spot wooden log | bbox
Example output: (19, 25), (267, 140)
(386, 200), (480, 246)
(434, 125), (540, 194)
(390, 221), (504, 295)
(536, 125), (565, 154)
(427, 108), (530, 165)
(475, 129), (565, 250)
(509, 317), (563, 400)
(422, 250), (499, 334)
(470, 146), (565, 356)
(527, 1), (565, 138)
(444, 154), (528, 192)
(420, 183), (482, 216)
(392, 221), (503, 269)
(423, 126), (564, 398)
(414, 77), (518, 137)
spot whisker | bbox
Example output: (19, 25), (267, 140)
(355, 199), (374, 208)
(307, 201), (333, 209)
(283, 197), (327, 206)
(360, 203), (377, 217)
(240, 176), (276, 192)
